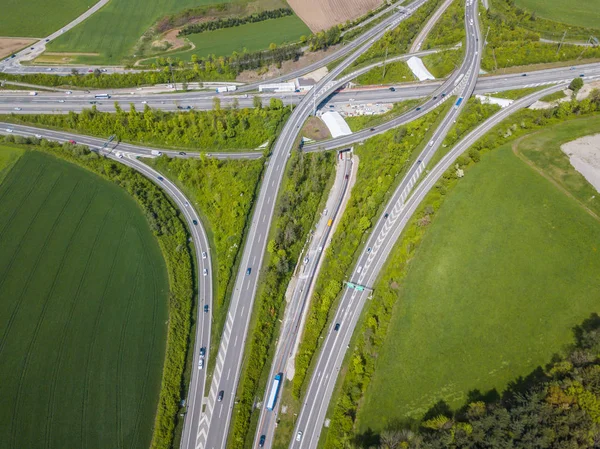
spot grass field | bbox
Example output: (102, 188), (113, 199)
(357, 134), (600, 431)
(165, 15), (310, 62)
(46, 0), (231, 64)
(0, 144), (24, 185)
(514, 0), (600, 30)
(0, 149), (168, 448)
(0, 0), (90, 37)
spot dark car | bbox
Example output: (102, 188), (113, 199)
(441, 93), (446, 97)
(200, 347), (206, 357)
(193, 219), (198, 225)
(259, 435), (266, 448)
(157, 176), (163, 181)
(384, 213), (389, 219)
(217, 390), (224, 402)
(334, 323), (340, 331)
(370, 127), (375, 131)
(345, 174), (349, 180)
(204, 304), (209, 313)
(179, 151), (186, 156)
(416, 107), (421, 111)
(389, 87), (396, 92)
(246, 267), (252, 276)
(522, 73), (527, 77)
(580, 73), (585, 77)
(433, 96), (438, 100)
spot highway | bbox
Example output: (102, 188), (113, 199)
(289, 0), (482, 447)
(103, 150), (214, 449)
(252, 153), (353, 449)
(0, 122), (261, 160)
(191, 3), (433, 449)
(2, 61), (598, 117)
(409, 0), (455, 53)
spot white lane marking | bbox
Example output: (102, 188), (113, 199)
(227, 368), (232, 380)
(234, 335), (239, 347)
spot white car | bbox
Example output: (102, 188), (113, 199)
(198, 359), (204, 370)
(202, 251), (207, 259)
(203, 268), (208, 276)
(303, 257), (309, 264)
(34, 134), (42, 139)
(6, 128), (13, 133)
(58, 99), (65, 103)
(296, 431), (303, 442)
(116, 152), (123, 159)
(184, 201), (189, 207)
(141, 100), (147, 104)
(14, 107), (21, 111)
(66, 91), (72, 95)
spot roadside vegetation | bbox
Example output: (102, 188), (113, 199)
(422, 48), (463, 78)
(228, 150), (335, 449)
(291, 103), (449, 404)
(344, 99), (421, 132)
(320, 93), (600, 448)
(179, 8), (294, 35)
(487, 86), (546, 100)
(3, 102), (289, 151)
(0, 140), (180, 449)
(482, 0), (600, 73)
(354, 61), (415, 85)
(147, 155), (263, 370)
(421, 0), (465, 49)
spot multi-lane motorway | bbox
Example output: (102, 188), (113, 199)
(290, 0), (482, 446)
(192, 4), (434, 449)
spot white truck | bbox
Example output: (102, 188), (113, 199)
(215, 85), (237, 93)
(29, 91), (37, 96)
(151, 150), (162, 156)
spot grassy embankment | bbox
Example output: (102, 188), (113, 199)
(0, 0), (89, 37)
(0, 147), (169, 449)
(514, 0), (600, 30)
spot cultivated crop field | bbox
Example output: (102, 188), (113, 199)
(514, 0), (600, 30)
(46, 0), (228, 64)
(358, 135), (600, 431)
(0, 0), (90, 37)
(170, 15), (310, 61)
(288, 0), (382, 31)
(0, 149), (168, 448)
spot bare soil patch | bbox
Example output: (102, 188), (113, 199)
(301, 117), (332, 141)
(236, 45), (340, 82)
(288, 0), (382, 32)
(0, 37), (37, 59)
(561, 134), (600, 194)
(152, 29), (189, 52)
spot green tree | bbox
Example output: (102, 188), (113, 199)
(570, 77), (584, 92)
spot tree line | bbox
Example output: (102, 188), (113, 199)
(180, 8), (294, 36)
(0, 134), (194, 449)
(228, 150), (335, 449)
(6, 102), (289, 151)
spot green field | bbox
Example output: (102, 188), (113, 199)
(0, 0), (90, 37)
(515, 0), (600, 30)
(0, 148), (168, 448)
(46, 0), (232, 64)
(357, 135), (600, 431)
(166, 15), (310, 62)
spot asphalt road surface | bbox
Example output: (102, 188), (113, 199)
(289, 0), (482, 446)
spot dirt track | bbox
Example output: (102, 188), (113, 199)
(288, 0), (383, 32)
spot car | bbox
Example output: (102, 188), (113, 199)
(68, 140), (76, 144)
(345, 174), (349, 179)
(200, 347), (206, 357)
(370, 128), (375, 131)
(417, 159), (422, 164)
(303, 257), (309, 264)
(157, 176), (164, 181)
(88, 69), (93, 73)
(384, 213), (389, 219)
(334, 323), (340, 331)
(259, 435), (266, 448)
(6, 128), (13, 133)
(217, 390), (224, 402)
(10, 54), (15, 58)
(141, 100), (147, 104)
(116, 152), (123, 159)
(580, 74), (585, 77)
(58, 99), (65, 103)
(570, 66), (576, 70)
(389, 87), (396, 92)
(441, 93), (446, 97)
(522, 73), (527, 77)
(179, 151), (186, 156)
(45, 38), (50, 42)
(14, 107), (21, 111)
(416, 107), (421, 111)
(65, 91), (72, 95)
(204, 304), (209, 313)
(30, 47), (34, 50)
(34, 134), (42, 139)
(184, 201), (189, 207)
(101, 69), (107, 72)
(367, 247), (372, 253)
(193, 219), (198, 225)
(46, 67), (53, 71)
(433, 96), (438, 100)
(89, 101), (97, 104)
(198, 359), (204, 369)
(203, 268), (208, 276)
(296, 431), (303, 442)
(202, 251), (207, 259)
(246, 267), (252, 276)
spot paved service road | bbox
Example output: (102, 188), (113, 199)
(252, 153), (353, 449)
(289, 0), (482, 447)
(190, 3), (432, 449)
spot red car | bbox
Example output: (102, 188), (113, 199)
(68, 140), (76, 144)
